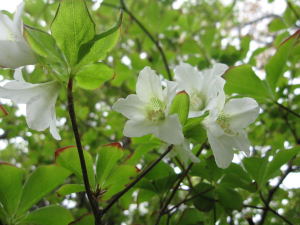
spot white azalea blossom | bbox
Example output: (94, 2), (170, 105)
(113, 67), (184, 145)
(203, 96), (259, 168)
(173, 141), (200, 166)
(174, 63), (228, 118)
(0, 3), (36, 68)
(0, 70), (61, 140)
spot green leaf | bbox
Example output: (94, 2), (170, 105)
(216, 186), (243, 210)
(24, 26), (64, 64)
(76, 12), (122, 68)
(51, 0), (95, 66)
(265, 147), (299, 180)
(224, 64), (272, 100)
(268, 17), (287, 32)
(70, 214), (94, 225)
(177, 208), (204, 225)
(222, 163), (256, 192)
(56, 184), (85, 197)
(21, 205), (73, 225)
(75, 63), (114, 90)
(169, 91), (190, 125)
(243, 157), (268, 188)
(0, 105), (8, 117)
(266, 30), (300, 91)
(18, 165), (70, 213)
(102, 165), (138, 200)
(96, 143), (124, 187)
(55, 146), (95, 187)
(0, 164), (24, 216)
(192, 183), (215, 212)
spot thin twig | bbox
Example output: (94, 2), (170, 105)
(275, 102), (300, 118)
(155, 144), (205, 225)
(67, 78), (102, 225)
(102, 144), (174, 215)
(119, 0), (172, 80)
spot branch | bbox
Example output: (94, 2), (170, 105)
(67, 78), (102, 225)
(258, 160), (294, 225)
(275, 102), (300, 118)
(155, 143), (205, 225)
(102, 144), (174, 215)
(119, 0), (172, 80)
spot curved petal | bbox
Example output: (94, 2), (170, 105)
(112, 94), (145, 120)
(49, 106), (61, 140)
(136, 67), (163, 102)
(174, 141), (200, 166)
(207, 131), (234, 168)
(223, 97), (259, 130)
(123, 119), (157, 138)
(203, 63), (228, 77)
(0, 40), (36, 68)
(13, 2), (24, 34)
(174, 63), (203, 93)
(233, 130), (250, 156)
(163, 80), (177, 110)
(157, 114), (184, 145)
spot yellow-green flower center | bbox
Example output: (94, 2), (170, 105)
(190, 91), (206, 111)
(146, 97), (166, 122)
(216, 112), (235, 135)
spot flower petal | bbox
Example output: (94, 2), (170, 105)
(203, 63), (228, 77)
(174, 141), (200, 166)
(207, 131), (234, 168)
(163, 80), (177, 110)
(223, 97), (259, 130)
(136, 67), (163, 102)
(174, 63), (203, 93)
(49, 106), (61, 140)
(112, 94), (145, 120)
(123, 119), (157, 138)
(13, 2), (24, 34)
(157, 114), (184, 145)
(233, 131), (250, 156)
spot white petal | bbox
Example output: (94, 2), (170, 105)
(204, 63), (229, 77)
(25, 82), (60, 132)
(0, 40), (36, 68)
(123, 119), (157, 138)
(112, 94), (145, 120)
(174, 141), (200, 166)
(174, 63), (203, 94)
(163, 80), (177, 110)
(136, 67), (163, 102)
(207, 131), (234, 168)
(49, 106), (61, 140)
(13, 68), (25, 82)
(223, 97), (259, 130)
(233, 131), (250, 156)
(13, 2), (24, 34)
(157, 115), (184, 145)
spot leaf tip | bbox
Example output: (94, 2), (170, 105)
(55, 145), (76, 160)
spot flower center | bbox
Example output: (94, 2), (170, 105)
(146, 97), (166, 122)
(216, 112), (235, 135)
(190, 91), (206, 111)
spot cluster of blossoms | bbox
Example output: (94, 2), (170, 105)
(113, 63), (259, 168)
(0, 4), (259, 169)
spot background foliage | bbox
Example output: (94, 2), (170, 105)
(0, 0), (300, 224)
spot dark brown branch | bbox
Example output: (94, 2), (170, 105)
(119, 0), (172, 80)
(67, 78), (102, 225)
(275, 102), (300, 118)
(258, 160), (294, 225)
(102, 144), (174, 215)
(155, 144), (205, 225)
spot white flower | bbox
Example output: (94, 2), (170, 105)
(113, 67), (184, 145)
(203, 96), (259, 168)
(0, 3), (36, 68)
(0, 69), (61, 140)
(174, 63), (228, 118)
(173, 141), (200, 166)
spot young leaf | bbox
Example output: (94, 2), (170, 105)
(224, 64), (272, 101)
(51, 0), (95, 66)
(76, 12), (122, 68)
(18, 165), (71, 213)
(169, 91), (190, 125)
(24, 26), (64, 64)
(55, 146), (95, 187)
(216, 186), (243, 210)
(266, 30), (300, 92)
(56, 184), (85, 197)
(0, 164), (24, 216)
(21, 205), (74, 225)
(96, 143), (124, 187)
(75, 63), (114, 90)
